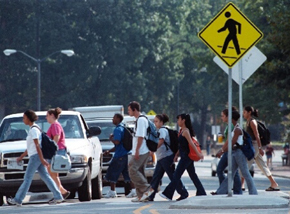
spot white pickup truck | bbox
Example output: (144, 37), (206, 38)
(0, 111), (103, 206)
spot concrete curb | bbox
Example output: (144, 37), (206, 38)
(169, 194), (290, 209)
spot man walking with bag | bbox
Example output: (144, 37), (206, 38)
(127, 101), (150, 202)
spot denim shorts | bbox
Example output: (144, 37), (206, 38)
(105, 155), (130, 183)
(46, 149), (67, 164)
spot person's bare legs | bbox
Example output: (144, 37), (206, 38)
(47, 166), (68, 195)
(241, 177), (245, 190)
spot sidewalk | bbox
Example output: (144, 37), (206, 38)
(170, 191), (289, 209)
(172, 149), (290, 210)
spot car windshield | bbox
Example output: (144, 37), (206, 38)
(87, 122), (115, 141)
(0, 115), (84, 143)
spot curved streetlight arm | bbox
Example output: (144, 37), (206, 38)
(16, 50), (38, 62)
(40, 50), (74, 62)
(40, 50), (62, 62)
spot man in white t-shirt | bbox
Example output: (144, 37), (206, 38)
(127, 101), (150, 202)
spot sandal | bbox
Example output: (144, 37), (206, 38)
(265, 186), (280, 191)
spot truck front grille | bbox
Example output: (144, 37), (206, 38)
(1, 152), (29, 170)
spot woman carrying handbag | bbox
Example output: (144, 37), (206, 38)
(46, 107), (70, 199)
(7, 110), (63, 206)
(160, 113), (206, 200)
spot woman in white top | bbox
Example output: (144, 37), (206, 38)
(140, 114), (187, 202)
(7, 110), (63, 206)
(213, 111), (257, 195)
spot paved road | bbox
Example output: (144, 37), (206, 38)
(0, 150), (289, 214)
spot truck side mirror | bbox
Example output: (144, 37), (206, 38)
(88, 126), (101, 137)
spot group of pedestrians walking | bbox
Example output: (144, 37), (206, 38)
(7, 102), (279, 206)
(211, 106), (279, 195)
(104, 102), (280, 203)
(103, 101), (205, 202)
(7, 108), (71, 206)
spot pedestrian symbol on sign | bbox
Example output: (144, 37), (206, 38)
(198, 2), (263, 68)
(218, 12), (241, 56)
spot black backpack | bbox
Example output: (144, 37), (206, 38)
(32, 126), (58, 159)
(257, 120), (271, 146)
(161, 127), (179, 154)
(122, 125), (133, 151)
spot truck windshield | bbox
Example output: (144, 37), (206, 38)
(0, 115), (84, 143)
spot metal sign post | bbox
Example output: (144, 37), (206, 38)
(198, 2), (264, 197)
(239, 61), (243, 127)
(227, 68), (233, 197)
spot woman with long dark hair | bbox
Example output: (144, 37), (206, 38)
(160, 114), (206, 200)
(243, 106), (279, 191)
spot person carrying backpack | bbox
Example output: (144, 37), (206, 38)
(212, 111), (258, 195)
(160, 114), (206, 201)
(127, 101), (150, 202)
(140, 114), (187, 202)
(242, 106), (279, 191)
(7, 110), (63, 206)
(103, 113), (133, 198)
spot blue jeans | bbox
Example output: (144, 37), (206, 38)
(162, 151), (206, 199)
(14, 154), (63, 204)
(217, 152), (242, 194)
(105, 155), (130, 183)
(149, 154), (187, 200)
(216, 149), (258, 195)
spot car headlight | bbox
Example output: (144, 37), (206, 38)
(70, 155), (88, 164)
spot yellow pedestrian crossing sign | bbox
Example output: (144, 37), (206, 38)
(198, 2), (263, 68)
(147, 110), (157, 115)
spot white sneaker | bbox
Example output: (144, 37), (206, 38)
(140, 189), (154, 202)
(103, 190), (117, 198)
(159, 192), (171, 201)
(7, 198), (22, 207)
(131, 197), (140, 202)
(126, 189), (137, 198)
(48, 198), (63, 205)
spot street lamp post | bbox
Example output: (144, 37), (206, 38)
(3, 49), (74, 111)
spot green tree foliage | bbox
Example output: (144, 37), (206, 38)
(0, 0), (288, 142)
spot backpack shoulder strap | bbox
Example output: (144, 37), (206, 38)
(31, 125), (42, 132)
(159, 127), (170, 150)
(136, 115), (149, 130)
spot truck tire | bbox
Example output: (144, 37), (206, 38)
(78, 168), (92, 202)
(92, 167), (102, 199)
